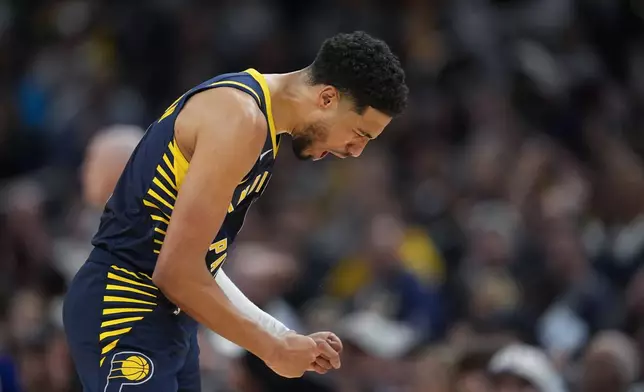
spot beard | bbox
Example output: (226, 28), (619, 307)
(291, 121), (329, 161)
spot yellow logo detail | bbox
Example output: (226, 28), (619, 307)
(105, 351), (154, 391)
(115, 355), (149, 381)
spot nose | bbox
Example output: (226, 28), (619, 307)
(347, 139), (368, 158)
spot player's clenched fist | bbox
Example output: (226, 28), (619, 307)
(308, 331), (343, 374)
(264, 332), (320, 378)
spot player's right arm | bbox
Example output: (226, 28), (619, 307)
(151, 87), (319, 378)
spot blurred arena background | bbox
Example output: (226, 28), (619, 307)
(3, 0), (644, 391)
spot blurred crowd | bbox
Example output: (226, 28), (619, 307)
(3, 0), (644, 391)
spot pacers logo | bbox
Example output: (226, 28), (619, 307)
(104, 351), (154, 392)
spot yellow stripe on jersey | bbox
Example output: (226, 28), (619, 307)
(100, 316), (144, 328)
(107, 272), (159, 290)
(238, 186), (250, 204)
(245, 68), (278, 157)
(154, 227), (166, 235)
(143, 199), (171, 219)
(110, 265), (145, 281)
(163, 154), (176, 177)
(153, 177), (177, 200)
(103, 296), (157, 306)
(102, 308), (154, 315)
(106, 284), (157, 298)
(255, 171), (269, 193)
(249, 173), (262, 193)
(171, 139), (190, 189)
(157, 165), (177, 190)
(148, 190), (174, 211)
(151, 214), (169, 225)
(102, 339), (120, 355)
(158, 93), (187, 123)
(99, 327), (132, 341)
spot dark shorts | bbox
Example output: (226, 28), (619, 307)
(63, 247), (201, 392)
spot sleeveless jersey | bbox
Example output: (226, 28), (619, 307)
(91, 69), (281, 277)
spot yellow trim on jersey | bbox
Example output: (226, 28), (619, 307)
(249, 173), (262, 193)
(103, 296), (157, 306)
(100, 357), (105, 367)
(143, 199), (171, 219)
(153, 177), (177, 200)
(102, 308), (154, 315)
(106, 284), (157, 298)
(151, 214), (169, 225)
(101, 339), (120, 355)
(110, 265), (145, 281)
(171, 139), (190, 189)
(157, 165), (177, 190)
(99, 327), (132, 341)
(154, 227), (166, 235)
(148, 190), (174, 211)
(107, 272), (159, 290)
(238, 186), (249, 204)
(256, 171), (269, 192)
(101, 316), (145, 328)
(209, 80), (262, 106)
(245, 68), (278, 157)
(163, 154), (176, 177)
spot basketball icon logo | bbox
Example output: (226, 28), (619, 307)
(104, 351), (154, 391)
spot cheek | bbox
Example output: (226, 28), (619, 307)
(325, 126), (354, 146)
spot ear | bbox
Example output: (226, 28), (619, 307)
(318, 86), (339, 110)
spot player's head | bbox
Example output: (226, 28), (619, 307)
(293, 31), (408, 161)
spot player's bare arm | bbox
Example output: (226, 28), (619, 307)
(151, 87), (319, 378)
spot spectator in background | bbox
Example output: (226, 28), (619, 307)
(334, 311), (419, 392)
(538, 216), (623, 367)
(488, 344), (567, 392)
(81, 124), (145, 209)
(54, 124), (144, 281)
(330, 213), (445, 342)
(579, 331), (640, 392)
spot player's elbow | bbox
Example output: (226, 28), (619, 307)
(152, 266), (172, 293)
(152, 258), (181, 296)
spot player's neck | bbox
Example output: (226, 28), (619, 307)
(261, 69), (313, 135)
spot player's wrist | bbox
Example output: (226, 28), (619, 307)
(240, 320), (281, 361)
(257, 331), (286, 363)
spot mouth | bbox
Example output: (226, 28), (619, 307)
(330, 151), (349, 159)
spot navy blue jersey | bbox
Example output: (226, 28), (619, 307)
(92, 69), (281, 277)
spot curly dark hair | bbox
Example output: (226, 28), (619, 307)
(309, 31), (408, 117)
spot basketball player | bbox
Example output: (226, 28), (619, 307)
(63, 31), (408, 391)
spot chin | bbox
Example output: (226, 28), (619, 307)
(292, 146), (314, 161)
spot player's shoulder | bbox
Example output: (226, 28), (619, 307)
(182, 87), (267, 133)
(175, 86), (268, 157)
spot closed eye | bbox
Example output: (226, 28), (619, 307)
(354, 128), (374, 140)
